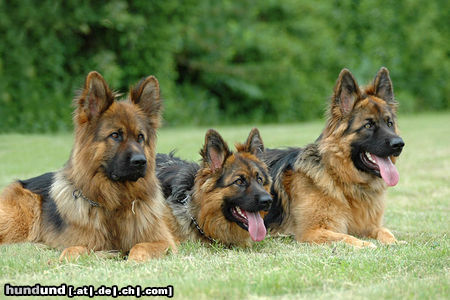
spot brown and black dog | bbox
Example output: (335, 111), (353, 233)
(263, 67), (405, 248)
(0, 71), (176, 261)
(157, 129), (273, 247)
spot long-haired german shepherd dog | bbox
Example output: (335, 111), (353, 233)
(263, 67), (405, 248)
(156, 128), (273, 247)
(0, 71), (176, 261)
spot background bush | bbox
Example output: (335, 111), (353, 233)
(0, 0), (448, 132)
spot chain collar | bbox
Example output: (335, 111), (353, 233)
(72, 189), (101, 207)
(179, 194), (216, 244)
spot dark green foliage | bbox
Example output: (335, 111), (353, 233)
(0, 0), (448, 132)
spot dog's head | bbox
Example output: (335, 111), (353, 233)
(73, 71), (162, 183)
(322, 67), (404, 186)
(196, 128), (272, 244)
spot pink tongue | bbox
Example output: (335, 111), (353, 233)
(372, 154), (399, 187)
(244, 210), (267, 242)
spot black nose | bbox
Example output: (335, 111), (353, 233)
(388, 137), (405, 151)
(258, 194), (273, 211)
(130, 154), (147, 168)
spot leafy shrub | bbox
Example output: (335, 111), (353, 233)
(0, 0), (448, 132)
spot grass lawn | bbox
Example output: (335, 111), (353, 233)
(0, 112), (449, 299)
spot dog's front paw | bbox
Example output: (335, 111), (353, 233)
(128, 245), (151, 262)
(128, 242), (169, 262)
(59, 246), (88, 262)
(373, 227), (400, 245)
(361, 241), (377, 249)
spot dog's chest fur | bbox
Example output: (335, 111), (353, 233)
(29, 171), (167, 251)
(266, 143), (387, 236)
(294, 143), (387, 235)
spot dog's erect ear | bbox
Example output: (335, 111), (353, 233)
(332, 69), (361, 118)
(201, 129), (232, 172)
(244, 128), (264, 156)
(373, 67), (395, 105)
(130, 75), (163, 127)
(77, 71), (113, 123)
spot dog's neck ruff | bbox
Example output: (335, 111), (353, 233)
(72, 188), (102, 208)
(179, 194), (216, 244)
(71, 183), (138, 214)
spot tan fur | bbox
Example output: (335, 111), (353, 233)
(167, 153), (271, 247)
(0, 72), (176, 261)
(59, 246), (89, 262)
(195, 155), (270, 247)
(164, 129), (272, 247)
(270, 68), (402, 248)
(0, 183), (42, 243)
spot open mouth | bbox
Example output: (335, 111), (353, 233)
(231, 207), (248, 227)
(360, 152), (380, 174)
(230, 206), (266, 242)
(360, 152), (399, 187)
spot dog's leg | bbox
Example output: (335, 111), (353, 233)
(128, 241), (174, 262)
(0, 183), (40, 244)
(370, 227), (405, 245)
(300, 228), (377, 248)
(59, 246), (89, 261)
(0, 205), (30, 244)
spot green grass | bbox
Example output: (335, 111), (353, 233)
(0, 112), (449, 299)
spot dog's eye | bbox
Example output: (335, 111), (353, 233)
(234, 178), (246, 186)
(137, 134), (145, 143)
(364, 123), (372, 129)
(387, 121), (393, 127)
(257, 176), (263, 185)
(110, 132), (120, 140)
